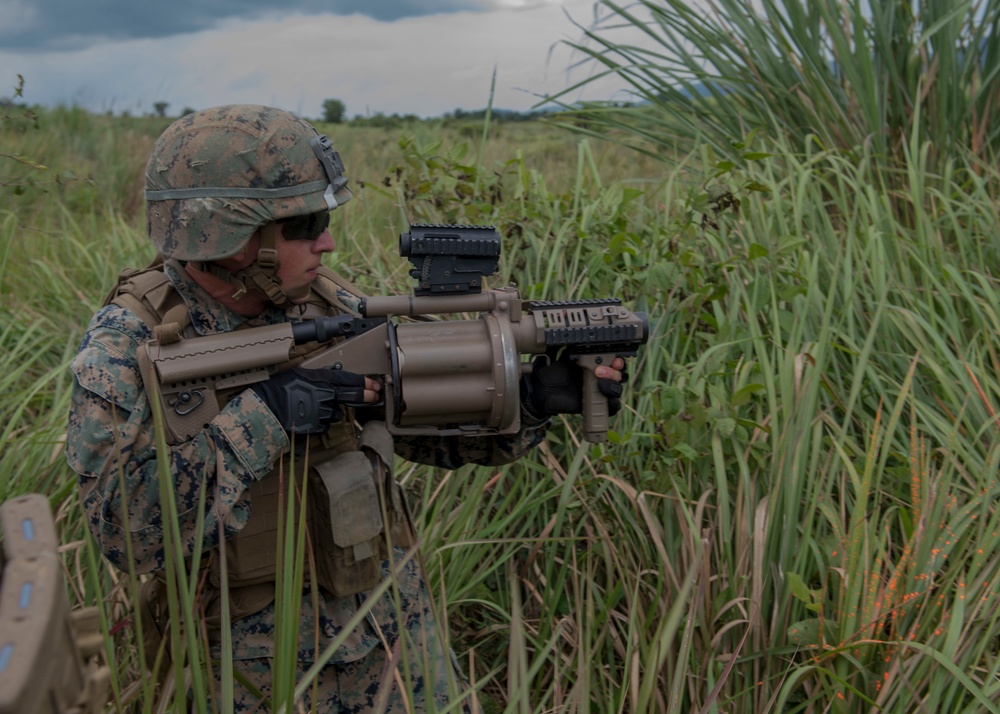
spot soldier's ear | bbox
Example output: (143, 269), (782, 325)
(231, 228), (263, 264)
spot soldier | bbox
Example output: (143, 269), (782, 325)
(65, 104), (626, 711)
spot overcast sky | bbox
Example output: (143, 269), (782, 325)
(1, 0), (643, 119)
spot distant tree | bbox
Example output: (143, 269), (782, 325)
(153, 101), (169, 118)
(180, 107), (196, 117)
(322, 99), (346, 124)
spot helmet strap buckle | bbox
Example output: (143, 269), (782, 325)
(256, 248), (279, 269)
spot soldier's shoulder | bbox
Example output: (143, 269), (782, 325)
(71, 305), (150, 408)
(85, 303), (156, 343)
(73, 304), (153, 368)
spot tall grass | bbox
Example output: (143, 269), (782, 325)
(4, 97), (1000, 712)
(553, 0), (1000, 182)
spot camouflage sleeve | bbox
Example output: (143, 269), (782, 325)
(391, 412), (549, 469)
(65, 305), (288, 574)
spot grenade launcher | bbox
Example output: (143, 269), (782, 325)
(139, 224), (648, 444)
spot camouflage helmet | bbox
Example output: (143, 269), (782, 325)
(144, 104), (352, 261)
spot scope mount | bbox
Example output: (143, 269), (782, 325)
(400, 223), (501, 296)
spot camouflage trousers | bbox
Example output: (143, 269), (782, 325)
(206, 551), (479, 712)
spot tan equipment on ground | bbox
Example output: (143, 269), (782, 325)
(0, 494), (110, 713)
(139, 224), (649, 444)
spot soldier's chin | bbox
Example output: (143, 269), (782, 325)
(284, 283), (313, 304)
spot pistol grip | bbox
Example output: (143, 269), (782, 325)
(577, 354), (609, 443)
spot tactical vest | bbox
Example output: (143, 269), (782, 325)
(104, 258), (415, 623)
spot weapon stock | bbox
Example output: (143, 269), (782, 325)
(141, 224), (648, 444)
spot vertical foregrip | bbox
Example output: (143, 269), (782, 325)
(577, 354), (610, 443)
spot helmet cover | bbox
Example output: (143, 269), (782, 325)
(145, 104), (352, 261)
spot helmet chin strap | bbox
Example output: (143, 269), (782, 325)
(196, 227), (309, 308)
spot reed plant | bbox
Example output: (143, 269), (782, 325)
(553, 0), (1000, 185)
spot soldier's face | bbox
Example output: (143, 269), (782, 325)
(267, 220), (336, 302)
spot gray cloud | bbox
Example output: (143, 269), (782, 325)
(1, 0), (492, 51)
(1, 1), (644, 118)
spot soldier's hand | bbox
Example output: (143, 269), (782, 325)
(251, 367), (381, 434)
(522, 353), (627, 419)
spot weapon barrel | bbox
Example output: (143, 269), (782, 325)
(361, 288), (518, 318)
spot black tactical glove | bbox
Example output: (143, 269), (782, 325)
(250, 367), (369, 434)
(521, 352), (626, 420)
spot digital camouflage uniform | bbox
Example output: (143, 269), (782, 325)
(65, 105), (549, 711)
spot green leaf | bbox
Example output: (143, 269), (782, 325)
(787, 618), (837, 647)
(660, 387), (685, 417)
(787, 572), (812, 603)
(787, 618), (820, 646)
(715, 416), (736, 437)
(731, 383), (766, 407)
(671, 443), (699, 461)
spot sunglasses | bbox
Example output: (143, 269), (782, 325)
(278, 211), (330, 241)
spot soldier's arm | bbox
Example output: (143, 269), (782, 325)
(66, 305), (289, 573)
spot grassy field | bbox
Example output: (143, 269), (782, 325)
(3, 96), (1000, 713)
